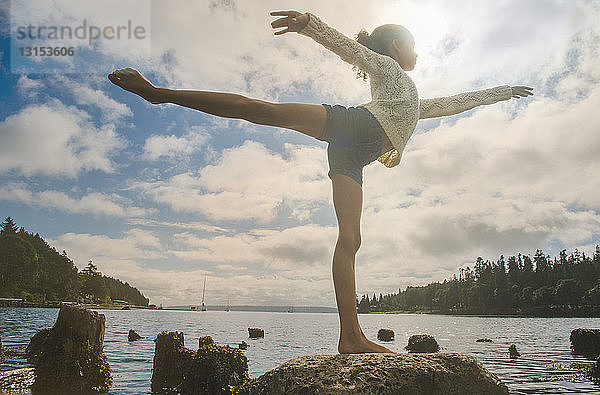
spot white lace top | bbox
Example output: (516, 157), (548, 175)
(299, 13), (513, 168)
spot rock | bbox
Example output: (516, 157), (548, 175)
(406, 334), (440, 353)
(0, 368), (35, 393)
(25, 304), (112, 393)
(590, 357), (600, 379)
(152, 331), (249, 394)
(239, 353), (508, 394)
(476, 338), (493, 343)
(508, 345), (520, 359)
(377, 328), (395, 342)
(248, 328), (264, 339)
(25, 328), (51, 362)
(128, 329), (143, 341)
(570, 328), (600, 359)
(239, 341), (249, 350)
(0, 333), (4, 362)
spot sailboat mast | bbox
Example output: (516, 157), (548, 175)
(201, 273), (207, 308)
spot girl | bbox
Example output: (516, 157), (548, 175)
(108, 10), (533, 354)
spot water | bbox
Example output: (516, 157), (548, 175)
(1, 307), (600, 394)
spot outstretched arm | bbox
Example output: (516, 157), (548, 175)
(419, 85), (533, 119)
(271, 10), (394, 78)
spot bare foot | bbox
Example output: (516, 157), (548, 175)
(338, 337), (396, 354)
(108, 68), (161, 104)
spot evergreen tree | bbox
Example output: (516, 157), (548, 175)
(80, 261), (109, 302)
(1, 217), (19, 235)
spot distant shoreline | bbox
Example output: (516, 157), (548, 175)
(371, 308), (600, 318)
(0, 304), (339, 314)
(5, 304), (600, 317)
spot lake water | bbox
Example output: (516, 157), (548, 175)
(1, 307), (600, 394)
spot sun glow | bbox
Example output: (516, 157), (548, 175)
(383, 2), (450, 59)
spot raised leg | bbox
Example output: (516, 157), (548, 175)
(330, 173), (394, 354)
(108, 68), (327, 140)
(160, 90), (328, 140)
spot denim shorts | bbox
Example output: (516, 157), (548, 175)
(318, 104), (384, 187)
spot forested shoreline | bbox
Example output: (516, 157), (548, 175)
(0, 217), (149, 307)
(359, 245), (600, 317)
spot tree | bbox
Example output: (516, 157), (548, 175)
(507, 256), (520, 284)
(1, 217), (18, 235)
(0, 234), (39, 297)
(80, 260), (109, 302)
(533, 286), (554, 306)
(81, 260), (99, 276)
(553, 279), (581, 306)
(357, 294), (371, 313)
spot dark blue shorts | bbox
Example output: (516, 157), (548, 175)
(318, 104), (384, 187)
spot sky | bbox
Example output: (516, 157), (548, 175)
(0, 0), (599, 307)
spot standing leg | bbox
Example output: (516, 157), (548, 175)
(331, 173), (394, 354)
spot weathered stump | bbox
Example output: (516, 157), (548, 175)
(248, 328), (264, 339)
(377, 328), (395, 342)
(25, 304), (111, 393)
(128, 329), (143, 341)
(152, 331), (185, 393)
(476, 338), (493, 343)
(152, 331), (249, 394)
(508, 344), (520, 359)
(570, 328), (600, 359)
(405, 334), (440, 353)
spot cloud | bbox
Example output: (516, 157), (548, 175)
(126, 218), (233, 234)
(53, 230), (165, 263)
(356, 80), (600, 288)
(0, 99), (125, 177)
(135, 140), (330, 222)
(171, 224), (336, 269)
(142, 125), (209, 160)
(16, 75), (44, 96)
(0, 183), (151, 217)
(9, 0), (153, 74)
(51, 224), (338, 306)
(54, 75), (133, 122)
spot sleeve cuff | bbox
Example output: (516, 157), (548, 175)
(498, 85), (513, 101)
(298, 12), (320, 37)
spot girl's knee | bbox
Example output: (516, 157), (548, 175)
(338, 232), (361, 254)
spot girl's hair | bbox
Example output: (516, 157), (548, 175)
(355, 24), (412, 81)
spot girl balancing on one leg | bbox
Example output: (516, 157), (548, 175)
(108, 10), (533, 354)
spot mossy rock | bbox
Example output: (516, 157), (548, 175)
(152, 331), (249, 394)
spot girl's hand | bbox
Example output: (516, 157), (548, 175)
(511, 86), (534, 99)
(270, 11), (309, 35)
(108, 68), (162, 104)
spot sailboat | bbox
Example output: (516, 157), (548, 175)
(201, 273), (207, 311)
(225, 298), (230, 312)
